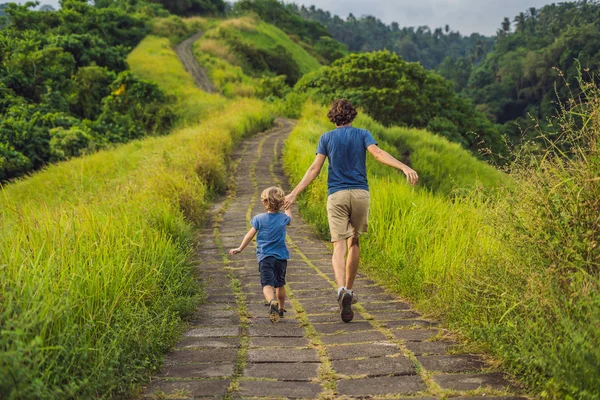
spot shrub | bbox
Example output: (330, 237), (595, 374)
(49, 126), (95, 161)
(0, 142), (30, 180)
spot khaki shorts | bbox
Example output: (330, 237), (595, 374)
(326, 189), (370, 242)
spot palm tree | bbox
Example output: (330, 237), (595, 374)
(528, 7), (537, 31)
(501, 17), (511, 34)
(514, 12), (526, 33)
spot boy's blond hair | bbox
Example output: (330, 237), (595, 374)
(261, 187), (285, 212)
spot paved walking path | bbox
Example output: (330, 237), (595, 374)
(176, 32), (216, 93)
(142, 120), (526, 399)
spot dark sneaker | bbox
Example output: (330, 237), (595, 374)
(269, 300), (280, 324)
(350, 292), (358, 304)
(278, 309), (286, 319)
(338, 290), (354, 323)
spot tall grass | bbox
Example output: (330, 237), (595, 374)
(0, 33), (273, 398)
(283, 99), (599, 399)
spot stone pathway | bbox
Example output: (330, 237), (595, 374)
(176, 31), (216, 93)
(142, 119), (527, 399)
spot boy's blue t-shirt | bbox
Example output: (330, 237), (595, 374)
(250, 212), (290, 262)
(316, 126), (378, 196)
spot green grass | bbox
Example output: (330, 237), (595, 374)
(238, 21), (321, 75)
(0, 34), (273, 399)
(283, 101), (600, 399)
(127, 35), (227, 124)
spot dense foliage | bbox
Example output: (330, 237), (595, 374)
(445, 1), (600, 143)
(0, 1), (177, 181)
(297, 4), (493, 71)
(296, 51), (505, 158)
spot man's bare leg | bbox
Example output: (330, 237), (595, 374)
(345, 236), (360, 290)
(332, 240), (347, 289)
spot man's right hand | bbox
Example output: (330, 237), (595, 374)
(402, 167), (419, 186)
(284, 193), (297, 209)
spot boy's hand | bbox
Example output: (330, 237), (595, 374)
(229, 248), (242, 255)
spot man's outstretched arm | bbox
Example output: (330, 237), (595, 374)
(284, 154), (326, 209)
(367, 144), (419, 186)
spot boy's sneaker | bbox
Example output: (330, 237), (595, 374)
(279, 309), (286, 319)
(338, 290), (354, 323)
(269, 300), (280, 324)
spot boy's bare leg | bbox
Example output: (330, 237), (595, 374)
(332, 240), (347, 289)
(276, 286), (286, 310)
(345, 236), (360, 290)
(262, 285), (276, 303)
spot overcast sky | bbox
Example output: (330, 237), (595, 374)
(28, 0), (559, 36)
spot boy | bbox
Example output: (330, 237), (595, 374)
(284, 99), (418, 323)
(229, 186), (292, 323)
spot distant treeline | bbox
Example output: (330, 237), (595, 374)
(297, 4), (494, 71)
(456, 1), (600, 141)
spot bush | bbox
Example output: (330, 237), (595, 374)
(99, 71), (176, 137)
(49, 126), (95, 161)
(0, 142), (30, 180)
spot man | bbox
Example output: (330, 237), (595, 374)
(284, 99), (418, 323)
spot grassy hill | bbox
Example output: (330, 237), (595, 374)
(193, 15), (321, 97)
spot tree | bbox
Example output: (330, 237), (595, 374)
(501, 17), (511, 34)
(514, 12), (526, 33)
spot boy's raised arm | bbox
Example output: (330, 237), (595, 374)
(229, 227), (257, 255)
(285, 207), (292, 225)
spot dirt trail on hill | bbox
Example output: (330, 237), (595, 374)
(141, 119), (526, 399)
(176, 32), (216, 93)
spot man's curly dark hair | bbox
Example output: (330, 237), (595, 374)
(327, 99), (358, 126)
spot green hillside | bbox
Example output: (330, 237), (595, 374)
(193, 15), (321, 97)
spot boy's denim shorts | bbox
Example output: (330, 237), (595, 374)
(258, 256), (287, 288)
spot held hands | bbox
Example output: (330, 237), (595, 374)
(284, 193), (297, 210)
(229, 248), (242, 255)
(402, 167), (419, 186)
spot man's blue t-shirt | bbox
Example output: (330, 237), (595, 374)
(250, 212), (291, 262)
(316, 126), (378, 196)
